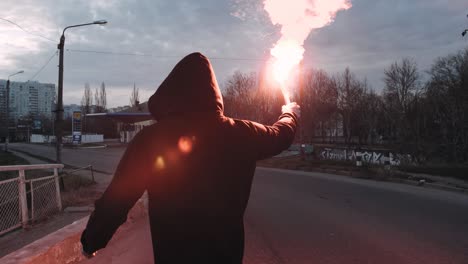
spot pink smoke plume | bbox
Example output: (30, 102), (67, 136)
(264, 0), (352, 86)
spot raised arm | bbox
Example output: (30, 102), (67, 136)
(236, 102), (300, 161)
(81, 129), (151, 255)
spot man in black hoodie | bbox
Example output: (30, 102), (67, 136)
(81, 52), (300, 263)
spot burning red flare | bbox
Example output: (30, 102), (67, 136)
(264, 0), (352, 101)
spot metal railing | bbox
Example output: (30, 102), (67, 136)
(0, 164), (63, 236)
(63, 165), (95, 184)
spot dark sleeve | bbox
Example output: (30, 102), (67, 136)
(81, 129), (151, 254)
(236, 112), (298, 161)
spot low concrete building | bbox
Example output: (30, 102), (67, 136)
(86, 102), (155, 143)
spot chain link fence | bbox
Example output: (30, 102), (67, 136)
(0, 178), (21, 235)
(0, 164), (63, 236)
(30, 176), (61, 222)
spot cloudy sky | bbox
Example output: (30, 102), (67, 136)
(0, 0), (467, 108)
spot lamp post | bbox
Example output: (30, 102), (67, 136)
(4, 70), (24, 152)
(55, 20), (107, 164)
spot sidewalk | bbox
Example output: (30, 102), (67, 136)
(79, 216), (281, 264)
(0, 150), (113, 258)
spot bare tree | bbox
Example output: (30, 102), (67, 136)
(302, 69), (338, 143)
(384, 58), (420, 114)
(94, 82), (107, 113)
(383, 58), (421, 145)
(94, 87), (99, 113)
(223, 71), (258, 120)
(81, 83), (93, 134)
(358, 88), (384, 145)
(130, 83), (140, 107)
(335, 68), (367, 144)
(81, 83), (93, 115)
(426, 48), (468, 161)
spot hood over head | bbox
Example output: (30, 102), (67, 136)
(148, 52), (224, 121)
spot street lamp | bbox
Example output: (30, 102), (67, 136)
(4, 70), (24, 152)
(55, 20), (107, 164)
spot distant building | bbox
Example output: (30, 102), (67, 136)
(108, 105), (131, 113)
(64, 104), (81, 119)
(0, 80), (56, 123)
(86, 102), (154, 143)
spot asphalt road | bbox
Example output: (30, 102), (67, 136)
(248, 168), (468, 264)
(10, 143), (468, 263)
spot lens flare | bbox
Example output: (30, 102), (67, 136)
(154, 156), (165, 171)
(178, 136), (194, 154)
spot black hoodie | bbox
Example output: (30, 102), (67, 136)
(81, 52), (298, 263)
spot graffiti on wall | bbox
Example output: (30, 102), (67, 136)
(319, 148), (411, 166)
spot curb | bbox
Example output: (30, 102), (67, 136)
(260, 166), (468, 195)
(397, 179), (468, 194)
(73, 145), (108, 150)
(0, 197), (148, 264)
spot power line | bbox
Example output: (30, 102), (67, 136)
(27, 50), (57, 81)
(0, 17), (56, 43)
(66, 49), (264, 61)
(67, 49), (176, 57)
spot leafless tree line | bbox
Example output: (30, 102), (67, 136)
(81, 82), (107, 115)
(80, 82), (118, 137)
(222, 47), (468, 163)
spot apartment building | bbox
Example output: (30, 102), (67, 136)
(0, 80), (56, 123)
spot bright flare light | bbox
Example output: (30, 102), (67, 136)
(271, 40), (304, 85)
(264, 0), (352, 102)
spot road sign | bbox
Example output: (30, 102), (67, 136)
(72, 111), (82, 144)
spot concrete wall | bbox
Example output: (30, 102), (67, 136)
(81, 135), (104, 143)
(29, 134), (103, 144)
(316, 146), (412, 166)
(30, 134), (46, 143)
(30, 134), (55, 143)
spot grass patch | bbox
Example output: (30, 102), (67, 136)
(60, 171), (99, 207)
(257, 155), (358, 173)
(258, 155), (468, 184)
(0, 151), (30, 181)
(62, 172), (95, 190)
(62, 143), (106, 149)
(61, 187), (101, 207)
(258, 155), (400, 180)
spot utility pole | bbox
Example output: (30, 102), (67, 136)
(56, 34), (65, 163)
(5, 79), (10, 152)
(55, 20), (107, 166)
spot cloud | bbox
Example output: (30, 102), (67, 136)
(303, 0), (468, 88)
(0, 0), (467, 107)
